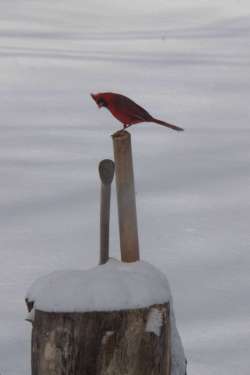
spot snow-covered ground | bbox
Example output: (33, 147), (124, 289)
(0, 1), (250, 374)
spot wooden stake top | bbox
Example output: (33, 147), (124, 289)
(99, 159), (115, 185)
(112, 130), (130, 139)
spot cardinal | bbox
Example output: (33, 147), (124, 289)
(91, 92), (183, 132)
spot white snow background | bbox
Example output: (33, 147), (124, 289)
(0, 0), (250, 374)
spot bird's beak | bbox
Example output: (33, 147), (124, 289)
(91, 93), (96, 102)
(90, 93), (102, 108)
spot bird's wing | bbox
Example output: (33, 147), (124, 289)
(131, 114), (146, 121)
(113, 94), (153, 121)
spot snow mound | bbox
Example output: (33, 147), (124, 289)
(26, 259), (171, 312)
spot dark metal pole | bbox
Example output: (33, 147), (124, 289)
(99, 159), (115, 264)
(112, 131), (140, 262)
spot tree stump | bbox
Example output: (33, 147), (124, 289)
(31, 303), (171, 375)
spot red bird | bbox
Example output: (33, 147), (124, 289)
(91, 92), (183, 132)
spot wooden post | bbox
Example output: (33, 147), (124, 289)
(31, 303), (171, 375)
(112, 131), (140, 262)
(98, 159), (115, 265)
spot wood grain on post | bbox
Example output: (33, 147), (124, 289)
(112, 131), (140, 262)
(99, 159), (115, 265)
(31, 303), (170, 375)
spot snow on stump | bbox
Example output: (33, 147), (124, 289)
(26, 260), (186, 375)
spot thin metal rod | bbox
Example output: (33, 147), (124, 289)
(99, 159), (115, 264)
(112, 131), (140, 262)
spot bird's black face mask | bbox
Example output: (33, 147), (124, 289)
(91, 94), (108, 108)
(97, 98), (108, 108)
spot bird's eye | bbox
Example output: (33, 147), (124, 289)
(98, 99), (106, 107)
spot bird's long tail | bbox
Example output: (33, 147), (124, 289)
(152, 118), (184, 131)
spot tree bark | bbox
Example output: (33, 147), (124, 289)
(31, 303), (171, 375)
